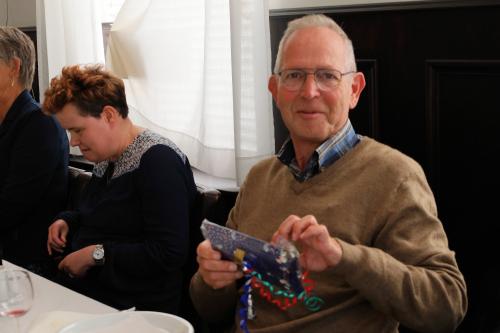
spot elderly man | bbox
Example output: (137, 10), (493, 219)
(190, 14), (466, 333)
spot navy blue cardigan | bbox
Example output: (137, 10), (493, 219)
(57, 130), (196, 314)
(0, 90), (69, 266)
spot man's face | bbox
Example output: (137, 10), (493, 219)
(269, 27), (365, 149)
(55, 103), (113, 162)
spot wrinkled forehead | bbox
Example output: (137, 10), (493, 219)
(281, 27), (347, 70)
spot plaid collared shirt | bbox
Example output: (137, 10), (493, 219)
(277, 119), (360, 182)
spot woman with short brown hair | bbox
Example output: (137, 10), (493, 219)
(45, 64), (196, 314)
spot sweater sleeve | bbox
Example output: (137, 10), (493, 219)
(189, 176), (248, 322)
(55, 210), (80, 229)
(190, 272), (239, 322)
(332, 170), (467, 333)
(0, 111), (65, 230)
(100, 145), (193, 277)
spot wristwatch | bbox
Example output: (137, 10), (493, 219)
(92, 244), (105, 265)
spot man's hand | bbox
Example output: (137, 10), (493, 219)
(272, 214), (343, 272)
(196, 240), (243, 289)
(57, 245), (96, 278)
(47, 219), (69, 255)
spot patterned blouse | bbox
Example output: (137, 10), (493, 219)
(57, 129), (196, 313)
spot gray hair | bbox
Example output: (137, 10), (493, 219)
(0, 27), (36, 90)
(274, 14), (357, 74)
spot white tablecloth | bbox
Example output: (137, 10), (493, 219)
(0, 260), (117, 333)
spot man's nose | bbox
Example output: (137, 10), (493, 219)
(300, 73), (321, 98)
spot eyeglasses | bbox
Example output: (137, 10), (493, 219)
(277, 69), (356, 91)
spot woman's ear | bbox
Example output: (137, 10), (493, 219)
(101, 106), (119, 124)
(9, 57), (21, 83)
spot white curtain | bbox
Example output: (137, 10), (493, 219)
(36, 0), (105, 98)
(36, 0), (106, 155)
(107, 0), (274, 188)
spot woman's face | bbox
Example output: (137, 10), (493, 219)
(0, 59), (14, 104)
(55, 103), (115, 162)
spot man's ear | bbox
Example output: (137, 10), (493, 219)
(268, 75), (278, 103)
(349, 72), (366, 109)
(101, 106), (120, 125)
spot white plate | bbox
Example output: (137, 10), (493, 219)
(27, 311), (97, 333)
(57, 311), (193, 333)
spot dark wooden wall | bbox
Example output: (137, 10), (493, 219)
(270, 1), (500, 332)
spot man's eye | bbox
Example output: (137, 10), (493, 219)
(317, 71), (337, 81)
(285, 71), (304, 80)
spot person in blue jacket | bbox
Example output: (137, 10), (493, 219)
(0, 27), (69, 277)
(44, 64), (196, 314)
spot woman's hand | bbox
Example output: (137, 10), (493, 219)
(47, 219), (69, 255)
(58, 245), (96, 278)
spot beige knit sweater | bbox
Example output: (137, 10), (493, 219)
(190, 137), (467, 333)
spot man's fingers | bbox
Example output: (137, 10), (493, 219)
(299, 223), (328, 241)
(272, 214), (300, 242)
(290, 215), (317, 241)
(199, 267), (243, 290)
(197, 256), (239, 273)
(197, 240), (222, 260)
(196, 240), (243, 289)
(273, 215), (319, 242)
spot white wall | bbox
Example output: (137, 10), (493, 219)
(269, 0), (425, 10)
(0, 0), (36, 27)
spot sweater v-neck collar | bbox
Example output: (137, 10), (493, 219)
(288, 137), (370, 194)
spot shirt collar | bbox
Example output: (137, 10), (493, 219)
(277, 119), (359, 181)
(1, 90), (35, 124)
(0, 90), (37, 135)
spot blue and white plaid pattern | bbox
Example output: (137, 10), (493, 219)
(277, 119), (360, 182)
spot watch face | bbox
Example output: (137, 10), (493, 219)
(93, 246), (105, 260)
(93, 249), (104, 260)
